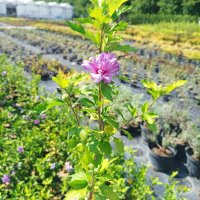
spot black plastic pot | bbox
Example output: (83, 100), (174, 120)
(186, 147), (200, 178)
(148, 142), (176, 172)
(175, 142), (188, 161)
(120, 124), (141, 138)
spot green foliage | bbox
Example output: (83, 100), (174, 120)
(142, 80), (186, 100)
(163, 172), (189, 200)
(69, 172), (88, 189)
(158, 0), (183, 14)
(126, 13), (198, 24)
(131, 0), (159, 14)
(66, 0), (135, 53)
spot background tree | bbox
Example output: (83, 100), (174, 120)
(158, 0), (183, 14)
(131, 0), (159, 14)
(182, 0), (200, 15)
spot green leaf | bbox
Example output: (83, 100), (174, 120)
(126, 103), (137, 117)
(115, 108), (125, 121)
(101, 82), (113, 101)
(165, 80), (186, 94)
(80, 148), (93, 171)
(100, 185), (119, 200)
(143, 112), (158, 125)
(89, 6), (110, 25)
(78, 97), (95, 107)
(122, 129), (133, 140)
(141, 102), (149, 113)
(147, 89), (160, 100)
(113, 137), (124, 154)
(147, 123), (157, 132)
(68, 127), (82, 137)
(42, 177), (53, 185)
(103, 115), (119, 129)
(46, 99), (64, 111)
(141, 80), (158, 90)
(69, 172), (88, 189)
(66, 21), (86, 35)
(99, 141), (112, 156)
(113, 5), (132, 19)
(52, 70), (69, 89)
(109, 21), (128, 33)
(99, 157), (118, 173)
(85, 30), (100, 45)
(107, 0), (128, 16)
(64, 188), (87, 200)
(34, 102), (48, 113)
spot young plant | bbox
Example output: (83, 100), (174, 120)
(37, 0), (186, 199)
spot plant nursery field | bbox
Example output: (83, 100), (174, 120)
(0, 10), (200, 200)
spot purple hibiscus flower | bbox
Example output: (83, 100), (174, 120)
(82, 53), (119, 84)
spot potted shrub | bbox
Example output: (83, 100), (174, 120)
(147, 128), (177, 172)
(183, 123), (200, 178)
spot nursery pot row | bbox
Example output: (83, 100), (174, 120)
(186, 147), (200, 179)
(120, 124), (200, 178)
(147, 142), (200, 178)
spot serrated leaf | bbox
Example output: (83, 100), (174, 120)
(141, 102), (148, 113)
(100, 157), (118, 173)
(69, 172), (88, 189)
(89, 6), (110, 25)
(66, 21), (85, 35)
(141, 80), (158, 90)
(78, 97), (95, 107)
(107, 0), (128, 16)
(100, 185), (119, 200)
(85, 30), (100, 45)
(101, 82), (113, 101)
(147, 89), (160, 100)
(34, 102), (48, 113)
(109, 21), (128, 33)
(52, 70), (69, 89)
(103, 115), (119, 129)
(122, 129), (133, 140)
(147, 123), (156, 132)
(143, 112), (158, 125)
(115, 108), (125, 121)
(46, 99), (64, 111)
(80, 148), (93, 171)
(99, 141), (112, 156)
(113, 5), (132, 19)
(64, 188), (87, 200)
(165, 80), (186, 94)
(113, 137), (124, 154)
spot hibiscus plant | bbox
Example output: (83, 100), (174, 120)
(38, 0), (186, 199)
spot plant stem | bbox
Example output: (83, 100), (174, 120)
(66, 94), (80, 126)
(120, 97), (160, 128)
(99, 25), (104, 53)
(88, 175), (95, 200)
(148, 96), (160, 110)
(98, 83), (104, 130)
(97, 25), (105, 131)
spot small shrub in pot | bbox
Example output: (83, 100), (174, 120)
(148, 131), (177, 172)
(183, 123), (200, 178)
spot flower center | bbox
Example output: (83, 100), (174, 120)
(97, 69), (103, 74)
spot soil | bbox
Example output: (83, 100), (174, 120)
(152, 146), (174, 157)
